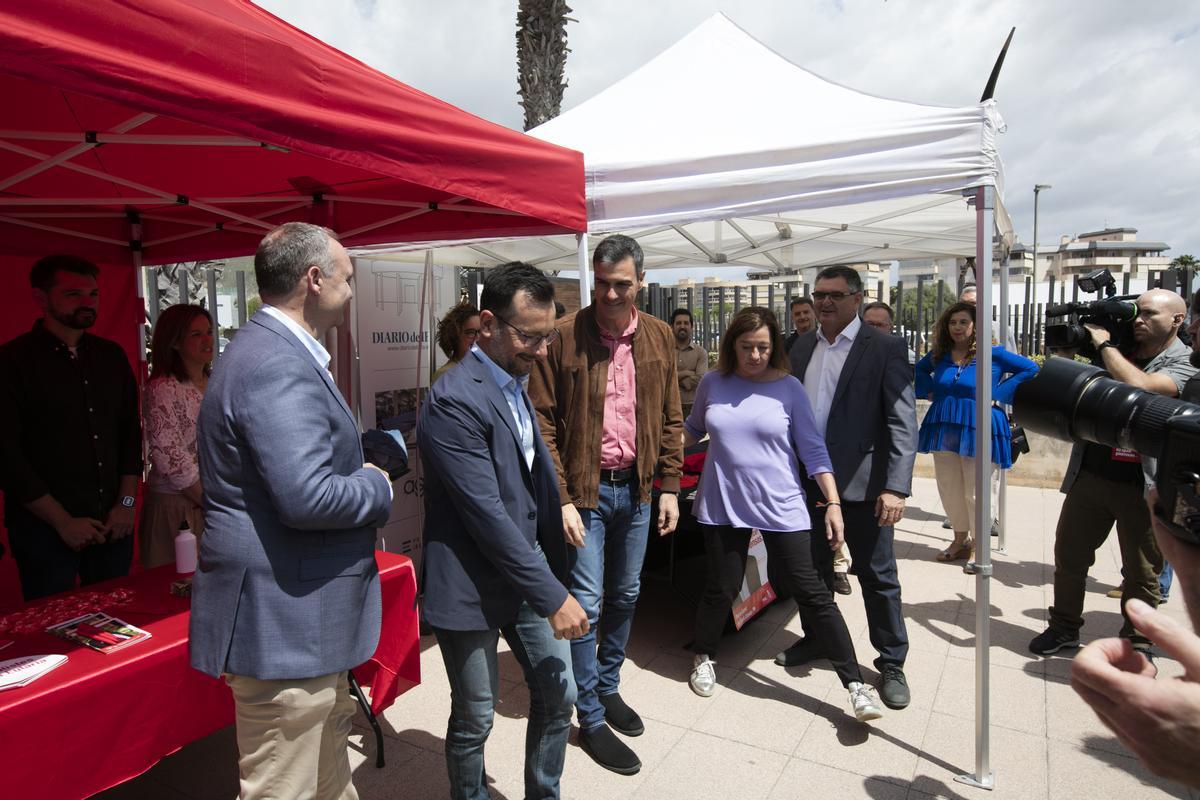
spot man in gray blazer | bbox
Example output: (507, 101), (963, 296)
(778, 265), (918, 710)
(419, 261), (588, 800)
(190, 222), (393, 800)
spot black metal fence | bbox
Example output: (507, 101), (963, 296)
(635, 267), (1197, 360)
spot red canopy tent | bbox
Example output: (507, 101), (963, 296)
(0, 0), (585, 266)
(0, 0), (586, 607)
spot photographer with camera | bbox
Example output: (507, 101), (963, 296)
(1069, 300), (1200, 789)
(1030, 289), (1195, 657)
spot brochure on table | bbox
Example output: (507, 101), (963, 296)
(355, 257), (459, 575)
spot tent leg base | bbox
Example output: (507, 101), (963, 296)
(954, 772), (994, 791)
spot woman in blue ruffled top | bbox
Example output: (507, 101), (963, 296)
(916, 301), (1038, 571)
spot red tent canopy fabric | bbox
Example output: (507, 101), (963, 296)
(0, 0), (586, 266)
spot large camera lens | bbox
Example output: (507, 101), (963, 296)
(1013, 356), (1200, 456)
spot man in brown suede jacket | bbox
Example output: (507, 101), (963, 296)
(529, 234), (683, 776)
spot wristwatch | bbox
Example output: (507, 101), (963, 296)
(1097, 341), (1118, 354)
(120, 495), (136, 509)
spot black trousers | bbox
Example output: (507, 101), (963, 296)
(691, 524), (863, 687)
(807, 500), (909, 670)
(7, 516), (133, 601)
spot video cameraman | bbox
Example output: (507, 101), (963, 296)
(1069, 296), (1200, 789)
(1030, 289), (1196, 657)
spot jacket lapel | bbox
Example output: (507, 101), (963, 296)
(466, 356), (534, 488)
(790, 332), (818, 381)
(830, 327), (872, 408)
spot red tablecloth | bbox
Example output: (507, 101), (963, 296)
(0, 551), (419, 800)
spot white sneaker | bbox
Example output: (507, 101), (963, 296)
(848, 681), (883, 722)
(689, 654), (716, 697)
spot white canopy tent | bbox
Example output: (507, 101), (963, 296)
(354, 13), (1012, 280)
(358, 14), (1014, 789)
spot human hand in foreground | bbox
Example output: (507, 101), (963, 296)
(58, 517), (106, 550)
(103, 504), (135, 540)
(1071, 598), (1200, 789)
(657, 492), (679, 536)
(1084, 322), (1112, 348)
(549, 594), (590, 640)
(824, 504), (844, 550)
(562, 503), (586, 548)
(875, 491), (905, 527)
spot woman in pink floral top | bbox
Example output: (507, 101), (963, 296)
(140, 304), (213, 567)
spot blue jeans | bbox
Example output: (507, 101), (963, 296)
(571, 479), (651, 730)
(1161, 559), (1174, 601)
(433, 602), (576, 800)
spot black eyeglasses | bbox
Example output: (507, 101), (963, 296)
(495, 314), (559, 348)
(811, 290), (862, 302)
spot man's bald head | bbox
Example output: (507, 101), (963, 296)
(1133, 288), (1186, 354)
(1139, 288), (1186, 316)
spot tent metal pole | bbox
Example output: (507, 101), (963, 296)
(957, 185), (995, 791)
(576, 233), (591, 308)
(996, 247), (1011, 554)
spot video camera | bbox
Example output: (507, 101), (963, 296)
(1044, 268), (1138, 357)
(1013, 356), (1200, 544)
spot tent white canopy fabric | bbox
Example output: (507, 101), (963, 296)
(357, 13), (1013, 789)
(354, 13), (1011, 273)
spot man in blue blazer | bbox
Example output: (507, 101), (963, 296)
(419, 261), (588, 800)
(190, 223), (393, 800)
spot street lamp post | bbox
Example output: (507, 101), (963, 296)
(1033, 184), (1052, 281)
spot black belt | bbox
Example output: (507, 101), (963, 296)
(600, 467), (635, 484)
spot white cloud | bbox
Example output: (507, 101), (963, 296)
(259, 0), (1200, 258)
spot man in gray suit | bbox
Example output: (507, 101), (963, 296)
(419, 261), (588, 800)
(190, 222), (393, 800)
(777, 265), (918, 710)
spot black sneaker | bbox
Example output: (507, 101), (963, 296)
(832, 572), (853, 596)
(878, 665), (910, 709)
(599, 692), (644, 737)
(579, 725), (641, 775)
(1029, 626), (1080, 656)
(774, 638), (825, 667)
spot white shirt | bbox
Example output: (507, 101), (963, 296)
(471, 345), (535, 471)
(804, 314), (862, 437)
(261, 305), (330, 370)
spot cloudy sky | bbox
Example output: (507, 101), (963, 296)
(259, 0), (1200, 261)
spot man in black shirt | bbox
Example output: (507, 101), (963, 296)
(0, 255), (142, 600)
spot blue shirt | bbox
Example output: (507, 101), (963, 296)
(472, 345), (534, 470)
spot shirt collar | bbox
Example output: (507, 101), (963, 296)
(261, 305), (330, 369)
(599, 308), (638, 342)
(817, 314), (861, 346)
(31, 318), (88, 352)
(472, 344), (528, 394)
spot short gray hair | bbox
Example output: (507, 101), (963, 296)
(255, 222), (336, 298)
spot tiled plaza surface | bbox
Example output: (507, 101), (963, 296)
(100, 477), (1196, 799)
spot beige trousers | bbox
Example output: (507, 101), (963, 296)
(933, 452), (978, 536)
(225, 671), (359, 800)
(832, 543), (851, 574)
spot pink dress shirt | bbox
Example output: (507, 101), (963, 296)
(599, 310), (638, 469)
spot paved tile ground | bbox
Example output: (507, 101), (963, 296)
(99, 478), (1198, 799)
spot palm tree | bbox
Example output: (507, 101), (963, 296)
(1171, 254), (1197, 269)
(515, 0), (574, 131)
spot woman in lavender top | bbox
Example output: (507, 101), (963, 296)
(683, 307), (882, 723)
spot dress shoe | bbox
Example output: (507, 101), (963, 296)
(599, 692), (644, 736)
(579, 725), (641, 775)
(832, 572), (853, 596)
(878, 664), (910, 709)
(774, 638), (825, 667)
